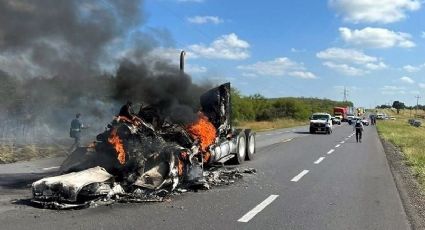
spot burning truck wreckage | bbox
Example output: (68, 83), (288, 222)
(31, 82), (257, 209)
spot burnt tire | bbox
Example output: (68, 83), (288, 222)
(245, 130), (256, 161)
(233, 131), (246, 164)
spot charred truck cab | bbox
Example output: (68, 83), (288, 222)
(32, 82), (256, 209)
(200, 83), (256, 164)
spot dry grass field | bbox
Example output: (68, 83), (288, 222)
(376, 109), (425, 188)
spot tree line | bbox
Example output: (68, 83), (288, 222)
(231, 88), (353, 122)
(375, 101), (425, 115)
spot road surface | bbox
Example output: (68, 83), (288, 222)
(0, 124), (411, 230)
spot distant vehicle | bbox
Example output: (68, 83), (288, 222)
(331, 116), (341, 125)
(333, 107), (348, 121)
(357, 107), (365, 116)
(389, 116), (396, 120)
(309, 113), (333, 134)
(361, 118), (369, 126)
(347, 114), (355, 125)
(376, 113), (385, 119)
(413, 120), (422, 127)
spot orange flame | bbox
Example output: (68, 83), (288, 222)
(187, 113), (216, 152)
(108, 128), (126, 165)
(177, 159), (184, 176)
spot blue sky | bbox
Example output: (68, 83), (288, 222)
(143, 0), (425, 107)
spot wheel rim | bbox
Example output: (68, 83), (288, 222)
(238, 136), (246, 159)
(249, 135), (255, 154)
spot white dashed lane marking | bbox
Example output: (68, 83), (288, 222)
(335, 144), (340, 148)
(42, 166), (60, 171)
(327, 149), (335, 155)
(291, 170), (309, 182)
(314, 157), (325, 164)
(237, 195), (279, 223)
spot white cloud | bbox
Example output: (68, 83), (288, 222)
(317, 47), (387, 76)
(186, 64), (207, 74)
(422, 31), (425, 38)
(329, 0), (421, 24)
(187, 16), (223, 24)
(237, 57), (316, 79)
(188, 33), (250, 60)
(241, 72), (258, 77)
(339, 27), (415, 48)
(365, 62), (387, 70)
(403, 63), (425, 72)
(380, 85), (407, 95)
(317, 47), (377, 64)
(403, 64), (420, 72)
(322, 62), (367, 76)
(288, 71), (316, 79)
(400, 76), (415, 84)
(419, 83), (425, 89)
(290, 48), (306, 53)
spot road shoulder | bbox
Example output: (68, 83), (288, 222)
(380, 138), (425, 230)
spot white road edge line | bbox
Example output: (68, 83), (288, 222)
(237, 195), (279, 223)
(42, 166), (60, 171)
(266, 133), (273, 136)
(291, 170), (309, 182)
(314, 157), (325, 164)
(327, 149), (335, 154)
(335, 144), (340, 148)
(340, 141), (345, 144)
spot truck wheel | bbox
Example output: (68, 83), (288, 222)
(245, 130), (255, 161)
(233, 131), (246, 164)
(309, 128), (315, 134)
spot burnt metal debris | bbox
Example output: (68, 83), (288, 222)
(31, 83), (257, 209)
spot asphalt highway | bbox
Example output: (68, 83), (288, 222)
(0, 123), (410, 230)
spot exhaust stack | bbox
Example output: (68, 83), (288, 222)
(180, 51), (185, 72)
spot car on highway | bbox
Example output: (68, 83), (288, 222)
(346, 114), (355, 124)
(309, 113), (332, 134)
(376, 113), (385, 119)
(361, 118), (369, 126)
(331, 116), (341, 125)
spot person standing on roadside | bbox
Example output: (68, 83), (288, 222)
(354, 120), (364, 143)
(69, 113), (87, 152)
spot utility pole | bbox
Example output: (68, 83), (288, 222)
(343, 87), (349, 102)
(415, 95), (421, 117)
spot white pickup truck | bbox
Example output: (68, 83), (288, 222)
(309, 113), (333, 134)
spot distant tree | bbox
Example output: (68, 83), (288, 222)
(392, 101), (405, 114)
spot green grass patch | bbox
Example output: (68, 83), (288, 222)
(376, 109), (425, 187)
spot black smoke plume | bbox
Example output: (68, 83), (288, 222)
(0, 0), (211, 144)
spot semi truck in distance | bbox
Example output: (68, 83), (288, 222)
(333, 107), (348, 121)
